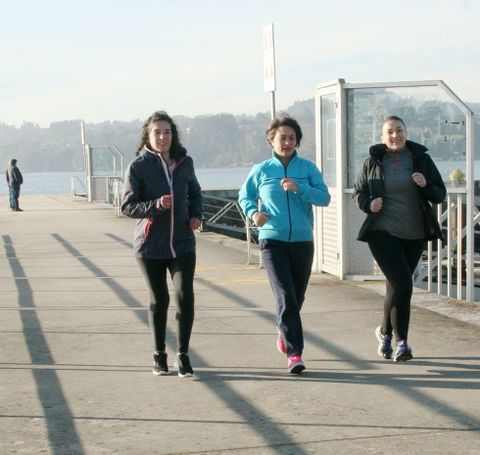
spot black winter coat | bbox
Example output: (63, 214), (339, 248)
(353, 140), (446, 242)
(121, 147), (203, 259)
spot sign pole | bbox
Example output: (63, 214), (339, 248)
(263, 23), (276, 120)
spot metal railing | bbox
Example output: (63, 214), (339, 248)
(202, 194), (260, 265)
(112, 179), (123, 217)
(414, 187), (479, 300)
(70, 176), (87, 198)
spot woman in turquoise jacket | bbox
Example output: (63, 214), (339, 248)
(239, 115), (330, 374)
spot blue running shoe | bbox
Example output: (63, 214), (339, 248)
(375, 326), (393, 359)
(394, 343), (413, 362)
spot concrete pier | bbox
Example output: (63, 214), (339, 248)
(1, 195), (479, 454)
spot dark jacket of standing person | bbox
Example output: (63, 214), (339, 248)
(6, 159), (23, 211)
(6, 159), (23, 188)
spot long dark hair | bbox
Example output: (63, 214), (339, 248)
(266, 114), (303, 147)
(136, 110), (185, 159)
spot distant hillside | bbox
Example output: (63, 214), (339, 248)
(1, 97), (478, 173)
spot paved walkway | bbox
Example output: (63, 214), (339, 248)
(1, 195), (479, 455)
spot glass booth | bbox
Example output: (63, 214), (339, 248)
(314, 79), (476, 302)
(85, 145), (124, 203)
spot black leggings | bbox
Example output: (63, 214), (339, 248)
(137, 251), (196, 354)
(367, 231), (424, 343)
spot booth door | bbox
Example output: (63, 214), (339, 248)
(314, 87), (340, 276)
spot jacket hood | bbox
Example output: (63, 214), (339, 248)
(369, 140), (428, 161)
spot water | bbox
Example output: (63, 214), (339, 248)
(0, 167), (253, 196)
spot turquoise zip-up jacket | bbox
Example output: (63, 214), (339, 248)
(238, 151), (331, 242)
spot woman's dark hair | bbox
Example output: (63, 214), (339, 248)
(382, 115), (406, 130)
(136, 110), (185, 158)
(266, 114), (303, 147)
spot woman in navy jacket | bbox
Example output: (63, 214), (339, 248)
(239, 115), (330, 374)
(122, 111), (202, 377)
(353, 115), (446, 362)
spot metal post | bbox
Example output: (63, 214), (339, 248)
(270, 91), (276, 120)
(465, 115), (474, 302)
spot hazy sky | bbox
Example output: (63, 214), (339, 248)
(1, 0), (479, 127)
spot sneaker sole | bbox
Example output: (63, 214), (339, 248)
(173, 361), (194, 378)
(289, 364), (305, 375)
(152, 370), (169, 376)
(178, 372), (195, 378)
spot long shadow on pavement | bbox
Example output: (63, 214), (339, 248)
(2, 235), (85, 455)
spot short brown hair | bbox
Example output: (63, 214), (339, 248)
(266, 114), (303, 147)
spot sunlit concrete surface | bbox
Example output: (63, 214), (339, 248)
(1, 195), (479, 455)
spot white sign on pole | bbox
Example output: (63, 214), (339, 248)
(263, 23), (276, 93)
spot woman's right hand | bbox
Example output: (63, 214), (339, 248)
(370, 197), (383, 213)
(252, 211), (269, 227)
(157, 194), (173, 210)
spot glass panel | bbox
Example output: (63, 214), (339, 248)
(346, 86), (467, 187)
(91, 146), (123, 177)
(320, 93), (336, 186)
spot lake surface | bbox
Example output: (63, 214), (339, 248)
(0, 167), (253, 196)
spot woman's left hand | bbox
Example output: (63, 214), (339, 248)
(281, 178), (298, 192)
(190, 217), (201, 230)
(412, 172), (427, 188)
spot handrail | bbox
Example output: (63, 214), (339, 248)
(70, 176), (87, 198)
(202, 193), (260, 265)
(112, 179), (123, 217)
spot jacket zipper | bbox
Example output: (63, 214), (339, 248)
(159, 156), (177, 258)
(284, 165), (292, 241)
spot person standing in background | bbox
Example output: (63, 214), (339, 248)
(121, 111), (203, 377)
(6, 159), (23, 212)
(239, 115), (330, 374)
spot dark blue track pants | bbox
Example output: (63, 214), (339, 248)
(260, 239), (314, 356)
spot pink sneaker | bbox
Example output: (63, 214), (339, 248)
(287, 354), (305, 374)
(276, 329), (287, 354)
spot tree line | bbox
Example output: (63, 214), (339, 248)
(1, 97), (478, 173)
(0, 99), (315, 173)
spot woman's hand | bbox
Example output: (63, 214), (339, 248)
(157, 194), (173, 209)
(190, 217), (201, 230)
(370, 197), (383, 213)
(281, 178), (298, 193)
(412, 172), (427, 188)
(252, 211), (269, 227)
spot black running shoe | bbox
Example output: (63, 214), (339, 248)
(174, 352), (194, 377)
(153, 352), (169, 375)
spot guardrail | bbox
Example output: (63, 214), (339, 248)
(70, 176), (87, 199)
(202, 193), (260, 265)
(414, 187), (480, 300)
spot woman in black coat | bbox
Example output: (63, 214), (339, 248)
(353, 115), (446, 362)
(122, 111), (202, 377)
